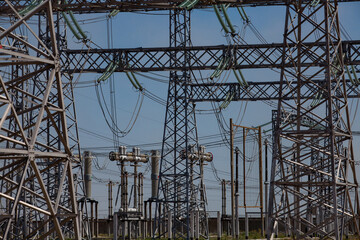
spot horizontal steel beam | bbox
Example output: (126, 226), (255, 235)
(1, 0), (359, 13)
(61, 40), (360, 73)
(189, 80), (360, 102)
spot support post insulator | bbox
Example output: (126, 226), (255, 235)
(151, 150), (160, 199)
(180, 145), (213, 162)
(84, 151), (92, 199)
(109, 146), (148, 163)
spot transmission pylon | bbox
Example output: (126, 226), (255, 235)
(269, 0), (360, 239)
(154, 9), (208, 239)
(0, 1), (80, 239)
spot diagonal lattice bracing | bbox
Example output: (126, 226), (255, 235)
(1, 0), (360, 14)
(0, 1), (80, 239)
(61, 41), (360, 73)
(268, 1), (359, 239)
(154, 9), (208, 239)
(188, 80), (360, 102)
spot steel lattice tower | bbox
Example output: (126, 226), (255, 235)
(269, 0), (360, 238)
(0, 1), (81, 239)
(154, 9), (208, 239)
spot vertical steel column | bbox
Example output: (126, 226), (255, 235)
(222, 179), (226, 217)
(109, 181), (113, 219)
(258, 127), (264, 236)
(155, 7), (207, 239)
(230, 118), (235, 238)
(151, 150), (160, 199)
(264, 139), (269, 238)
(235, 147), (239, 240)
(85, 151), (92, 199)
(268, 0), (360, 238)
(0, 2), (80, 239)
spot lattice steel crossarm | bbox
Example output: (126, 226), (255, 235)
(61, 41), (360, 73)
(189, 80), (360, 102)
(1, 0), (360, 13)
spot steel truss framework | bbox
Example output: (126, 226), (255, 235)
(0, 0), (359, 13)
(154, 9), (208, 239)
(1, 0), (360, 239)
(268, 0), (359, 239)
(0, 1), (80, 239)
(61, 41), (360, 73)
(189, 80), (360, 102)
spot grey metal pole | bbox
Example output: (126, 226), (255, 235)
(217, 211), (221, 240)
(84, 151), (92, 199)
(195, 211), (199, 240)
(190, 211), (194, 240)
(139, 173), (144, 212)
(149, 202), (153, 237)
(168, 211), (172, 239)
(113, 212), (118, 240)
(235, 147), (239, 240)
(235, 193), (239, 240)
(159, 202), (162, 236)
(44, 215), (49, 240)
(125, 172), (128, 211)
(264, 139), (269, 238)
(245, 212), (249, 239)
(95, 201), (99, 238)
(259, 127), (264, 237)
(78, 210), (82, 239)
(91, 201), (94, 237)
(222, 179), (226, 216)
(144, 201), (148, 238)
(230, 118), (235, 238)
(109, 181), (113, 219)
(134, 163), (138, 209)
(121, 165), (125, 212)
(151, 150), (160, 199)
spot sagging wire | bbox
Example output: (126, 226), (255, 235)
(106, 16), (122, 149)
(93, 154), (109, 170)
(72, 34), (162, 139)
(221, 5), (285, 110)
(143, 89), (167, 106)
(211, 5), (253, 145)
(134, 72), (168, 84)
(180, 10), (249, 149)
(95, 79), (144, 137)
(126, 72), (167, 106)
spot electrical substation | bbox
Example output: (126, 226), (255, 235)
(0, 0), (360, 239)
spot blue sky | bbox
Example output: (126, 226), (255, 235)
(70, 2), (360, 218)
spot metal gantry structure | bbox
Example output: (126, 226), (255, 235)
(0, 0), (360, 239)
(0, 1), (81, 239)
(268, 0), (360, 238)
(154, 8), (207, 239)
(61, 41), (360, 72)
